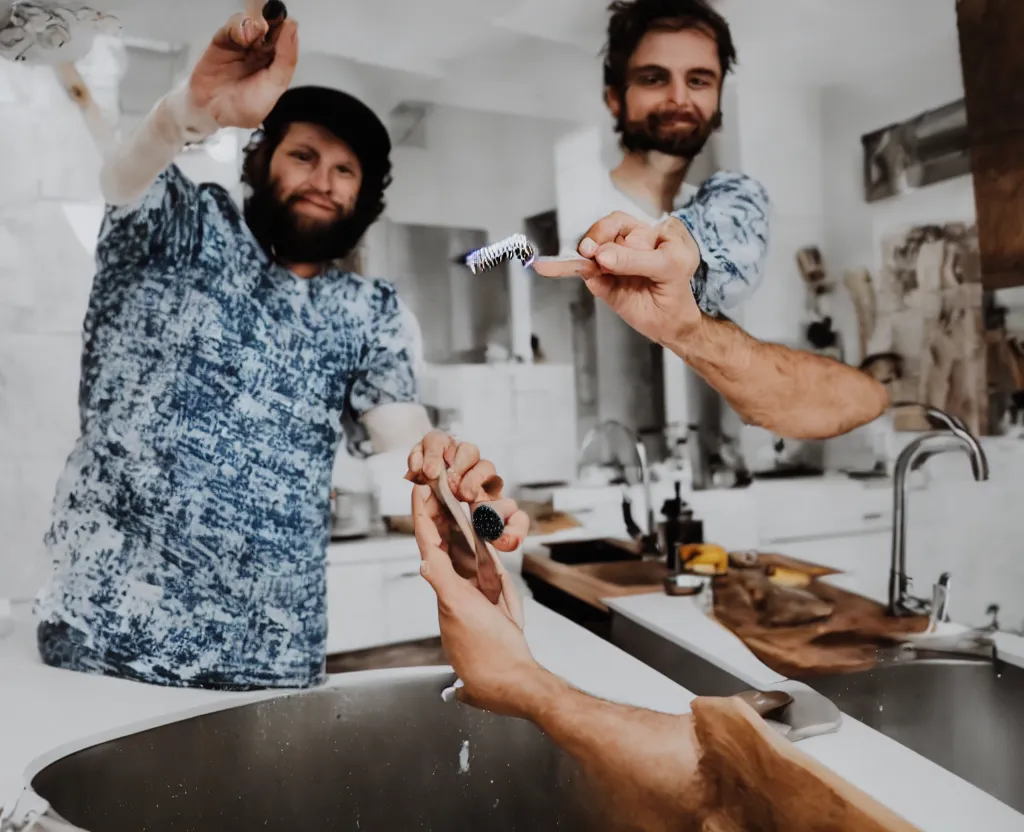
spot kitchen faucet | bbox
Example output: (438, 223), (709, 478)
(887, 407), (989, 617)
(577, 419), (659, 556)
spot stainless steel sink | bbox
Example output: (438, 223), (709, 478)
(806, 657), (1024, 813)
(544, 538), (641, 565)
(30, 668), (610, 831)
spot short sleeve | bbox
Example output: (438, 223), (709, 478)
(95, 164), (201, 271)
(348, 281), (420, 418)
(674, 171), (771, 316)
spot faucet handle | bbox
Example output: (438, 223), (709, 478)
(983, 603), (1001, 633)
(928, 572), (951, 630)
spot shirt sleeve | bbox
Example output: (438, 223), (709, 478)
(95, 163), (201, 271)
(348, 280), (420, 418)
(673, 171), (771, 316)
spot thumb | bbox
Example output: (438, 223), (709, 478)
(412, 485), (458, 595)
(593, 242), (671, 280)
(266, 19), (299, 82)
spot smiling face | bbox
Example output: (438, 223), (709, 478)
(270, 122), (364, 229)
(608, 25), (724, 158)
(242, 121), (372, 270)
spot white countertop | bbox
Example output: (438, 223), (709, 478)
(6, 486), (1023, 830)
(0, 593), (692, 825)
(605, 574), (1024, 831)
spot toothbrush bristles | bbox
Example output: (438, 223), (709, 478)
(466, 233), (537, 274)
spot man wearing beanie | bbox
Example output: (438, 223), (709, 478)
(34, 10), (519, 690)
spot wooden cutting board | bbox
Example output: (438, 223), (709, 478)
(713, 568), (928, 678)
(690, 696), (920, 831)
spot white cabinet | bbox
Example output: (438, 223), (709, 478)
(325, 562), (387, 654)
(775, 531), (893, 605)
(325, 555), (441, 656)
(755, 481), (895, 545)
(381, 559), (441, 644)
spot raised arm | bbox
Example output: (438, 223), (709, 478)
(100, 11), (297, 206)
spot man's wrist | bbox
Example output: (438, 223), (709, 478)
(663, 312), (710, 361)
(161, 81), (220, 146)
(518, 665), (572, 724)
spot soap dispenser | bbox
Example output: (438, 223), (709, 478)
(660, 481), (704, 572)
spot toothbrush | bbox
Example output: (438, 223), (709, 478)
(464, 234), (591, 277)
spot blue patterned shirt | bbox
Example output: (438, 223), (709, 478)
(674, 171), (771, 317)
(35, 164), (418, 689)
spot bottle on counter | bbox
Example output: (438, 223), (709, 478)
(659, 481), (704, 572)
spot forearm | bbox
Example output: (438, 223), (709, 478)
(100, 82), (219, 206)
(523, 670), (703, 827)
(667, 315), (889, 440)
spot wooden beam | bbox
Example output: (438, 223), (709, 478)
(957, 0), (1024, 289)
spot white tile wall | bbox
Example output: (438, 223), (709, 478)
(0, 59), (103, 601)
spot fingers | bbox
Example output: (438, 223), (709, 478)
(421, 430), (453, 481)
(459, 459), (503, 502)
(451, 441), (481, 480)
(623, 224), (660, 251)
(405, 438), (425, 482)
(412, 485), (458, 594)
(266, 18), (299, 81)
(214, 13), (268, 49)
(473, 499), (529, 551)
(530, 256), (602, 281)
(579, 211), (650, 253)
(499, 508), (530, 551)
(590, 243), (670, 280)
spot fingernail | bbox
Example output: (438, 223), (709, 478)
(596, 248), (617, 268)
(420, 561), (429, 575)
(579, 238), (597, 257)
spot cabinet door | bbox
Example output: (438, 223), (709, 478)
(958, 0), (1024, 289)
(775, 531), (892, 605)
(325, 562), (387, 654)
(382, 558), (441, 645)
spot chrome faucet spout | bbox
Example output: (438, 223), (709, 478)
(888, 408), (989, 617)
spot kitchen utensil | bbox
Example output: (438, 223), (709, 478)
(431, 465), (525, 701)
(663, 573), (708, 597)
(329, 487), (377, 539)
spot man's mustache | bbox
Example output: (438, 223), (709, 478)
(286, 190), (343, 213)
(650, 109), (702, 128)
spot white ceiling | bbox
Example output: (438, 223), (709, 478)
(87, 0), (961, 124)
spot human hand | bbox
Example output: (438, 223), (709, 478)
(405, 431), (529, 581)
(413, 484), (543, 718)
(533, 212), (705, 347)
(188, 10), (299, 129)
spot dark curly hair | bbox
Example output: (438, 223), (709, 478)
(602, 0), (737, 98)
(239, 120), (393, 261)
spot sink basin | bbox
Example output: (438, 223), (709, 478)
(545, 538), (641, 565)
(30, 668), (608, 831)
(806, 658), (1024, 812)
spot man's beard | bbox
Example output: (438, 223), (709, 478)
(618, 107), (721, 159)
(244, 184), (366, 266)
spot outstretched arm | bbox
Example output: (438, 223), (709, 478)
(534, 213), (888, 440)
(667, 313), (888, 439)
(410, 485), (918, 831)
